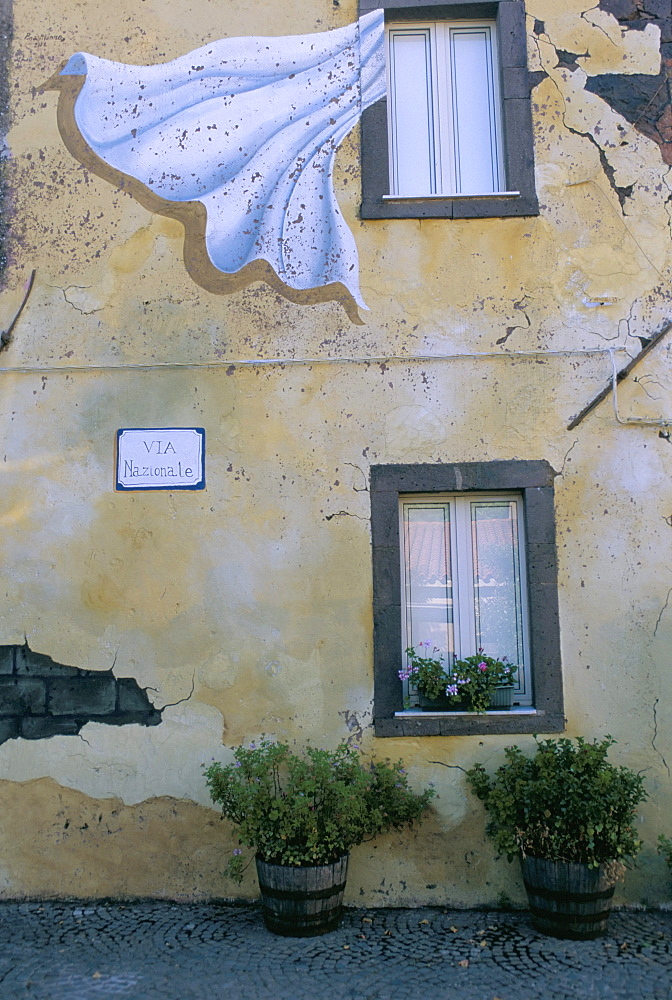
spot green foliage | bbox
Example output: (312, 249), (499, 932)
(658, 835), (672, 871)
(402, 645), (517, 712)
(465, 736), (647, 867)
(401, 646), (450, 700)
(204, 740), (434, 880)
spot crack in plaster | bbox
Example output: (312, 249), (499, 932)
(653, 586), (672, 636)
(535, 19), (672, 285)
(154, 671), (196, 712)
(558, 439), (580, 476)
(632, 373), (663, 399)
(581, 5), (620, 48)
(651, 696), (670, 776)
(619, 299), (641, 344)
(564, 123), (634, 207)
(324, 509), (369, 521)
(496, 296), (532, 346)
(57, 284), (106, 316)
(344, 462), (369, 492)
(564, 123), (668, 282)
(428, 760), (468, 773)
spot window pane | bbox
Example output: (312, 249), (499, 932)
(471, 501), (524, 673)
(402, 504), (453, 656)
(388, 29), (436, 195)
(450, 27), (500, 193)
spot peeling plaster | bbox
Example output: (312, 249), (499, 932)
(0, 701), (225, 806)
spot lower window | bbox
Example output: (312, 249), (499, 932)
(401, 492), (532, 705)
(371, 461), (564, 736)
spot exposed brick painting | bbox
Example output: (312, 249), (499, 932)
(0, 644), (162, 743)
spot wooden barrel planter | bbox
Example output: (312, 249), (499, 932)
(521, 856), (617, 940)
(255, 854), (349, 937)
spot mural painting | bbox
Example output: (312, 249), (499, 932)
(0, 0), (670, 910)
(49, 11), (385, 322)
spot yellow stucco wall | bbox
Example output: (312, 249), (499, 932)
(0, 0), (670, 906)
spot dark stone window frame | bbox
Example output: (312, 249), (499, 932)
(371, 460), (564, 737)
(359, 0), (539, 219)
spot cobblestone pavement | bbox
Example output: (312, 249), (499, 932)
(0, 902), (669, 1000)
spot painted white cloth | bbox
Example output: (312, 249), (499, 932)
(60, 11), (385, 309)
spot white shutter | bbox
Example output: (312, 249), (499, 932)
(449, 26), (502, 194)
(386, 27), (437, 196)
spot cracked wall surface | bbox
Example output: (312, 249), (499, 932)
(0, 0), (669, 904)
(0, 0), (12, 284)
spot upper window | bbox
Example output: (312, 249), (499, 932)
(387, 20), (504, 197)
(371, 461), (564, 737)
(359, 0), (539, 220)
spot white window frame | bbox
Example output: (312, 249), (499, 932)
(386, 19), (507, 198)
(399, 491), (532, 708)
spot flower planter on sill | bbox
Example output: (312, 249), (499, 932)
(489, 685), (514, 709)
(418, 686), (514, 712)
(418, 692), (456, 711)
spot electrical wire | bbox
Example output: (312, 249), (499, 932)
(609, 347), (672, 428)
(0, 346), (630, 376)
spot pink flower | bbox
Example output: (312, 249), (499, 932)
(478, 662), (488, 672)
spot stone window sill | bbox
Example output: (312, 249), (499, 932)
(395, 705), (537, 717)
(375, 707), (565, 738)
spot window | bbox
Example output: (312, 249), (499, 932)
(387, 20), (504, 197)
(359, 0), (539, 220)
(371, 461), (564, 737)
(400, 492), (532, 705)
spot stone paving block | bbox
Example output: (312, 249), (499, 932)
(0, 903), (669, 1000)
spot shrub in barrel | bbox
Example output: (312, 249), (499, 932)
(204, 740), (434, 936)
(466, 736), (647, 939)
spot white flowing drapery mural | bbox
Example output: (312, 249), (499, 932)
(54, 11), (386, 315)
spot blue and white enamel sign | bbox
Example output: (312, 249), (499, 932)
(116, 428), (205, 491)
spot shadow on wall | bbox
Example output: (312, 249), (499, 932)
(0, 644), (162, 743)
